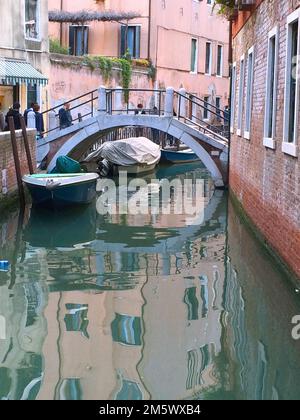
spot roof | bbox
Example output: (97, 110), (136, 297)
(0, 59), (48, 86)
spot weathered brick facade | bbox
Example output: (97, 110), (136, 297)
(230, 0), (300, 278)
(0, 129), (36, 203)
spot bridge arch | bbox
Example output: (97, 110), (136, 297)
(46, 114), (227, 187)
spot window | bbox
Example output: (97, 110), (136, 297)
(217, 45), (223, 77)
(27, 84), (37, 109)
(216, 97), (221, 119)
(191, 39), (198, 73)
(264, 27), (278, 149)
(121, 25), (141, 58)
(203, 96), (210, 119)
(237, 55), (245, 136)
(244, 47), (254, 139)
(69, 26), (89, 56)
(25, 0), (40, 40)
(230, 62), (237, 133)
(283, 10), (300, 157)
(205, 42), (212, 75)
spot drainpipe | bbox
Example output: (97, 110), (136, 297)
(60, 0), (64, 46)
(147, 0), (152, 61)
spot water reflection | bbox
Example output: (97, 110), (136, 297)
(0, 165), (299, 400)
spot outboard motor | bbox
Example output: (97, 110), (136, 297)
(97, 159), (112, 177)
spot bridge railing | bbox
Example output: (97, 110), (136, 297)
(40, 86), (229, 143)
(105, 88), (166, 116)
(41, 89), (98, 136)
(175, 90), (229, 142)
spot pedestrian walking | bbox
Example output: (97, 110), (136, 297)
(59, 103), (73, 130)
(5, 102), (22, 130)
(33, 103), (44, 139)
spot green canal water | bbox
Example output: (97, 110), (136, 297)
(0, 163), (299, 400)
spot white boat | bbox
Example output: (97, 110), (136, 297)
(83, 137), (161, 176)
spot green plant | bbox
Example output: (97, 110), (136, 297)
(49, 38), (69, 55)
(213, 0), (237, 18)
(148, 61), (157, 82)
(82, 55), (133, 101)
(83, 56), (96, 71)
(97, 57), (113, 82)
(117, 58), (132, 102)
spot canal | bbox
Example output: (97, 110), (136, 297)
(0, 163), (299, 400)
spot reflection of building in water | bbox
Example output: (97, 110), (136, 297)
(139, 232), (226, 400)
(0, 262), (48, 400)
(222, 204), (300, 401)
(36, 285), (149, 400)
(0, 178), (228, 400)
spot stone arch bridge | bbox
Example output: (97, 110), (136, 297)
(38, 87), (229, 188)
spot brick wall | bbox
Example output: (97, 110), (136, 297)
(0, 129), (37, 201)
(230, 0), (300, 278)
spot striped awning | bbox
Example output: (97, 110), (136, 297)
(0, 59), (48, 86)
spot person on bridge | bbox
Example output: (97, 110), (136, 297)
(135, 103), (146, 137)
(135, 103), (146, 115)
(33, 103), (44, 139)
(59, 103), (73, 130)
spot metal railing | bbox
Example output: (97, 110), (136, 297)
(41, 89), (98, 136)
(105, 88), (166, 116)
(175, 90), (229, 142)
(40, 87), (230, 143)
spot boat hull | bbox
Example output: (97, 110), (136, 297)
(113, 160), (159, 175)
(161, 149), (200, 164)
(23, 174), (99, 208)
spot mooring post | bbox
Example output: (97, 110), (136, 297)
(20, 116), (34, 175)
(8, 117), (26, 208)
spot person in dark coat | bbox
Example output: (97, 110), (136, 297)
(33, 103), (44, 139)
(135, 103), (146, 115)
(59, 103), (73, 130)
(5, 102), (22, 130)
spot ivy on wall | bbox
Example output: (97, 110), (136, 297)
(83, 55), (133, 102)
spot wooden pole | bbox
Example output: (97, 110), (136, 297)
(20, 115), (34, 175)
(8, 116), (26, 208)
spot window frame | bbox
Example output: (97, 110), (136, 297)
(263, 26), (279, 149)
(237, 54), (245, 137)
(205, 42), (212, 76)
(216, 44), (223, 77)
(244, 46), (255, 140)
(230, 62), (237, 134)
(282, 9), (300, 157)
(24, 0), (41, 41)
(120, 24), (142, 59)
(203, 96), (210, 120)
(190, 38), (198, 74)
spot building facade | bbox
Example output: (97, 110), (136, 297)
(0, 0), (49, 115)
(229, 0), (300, 278)
(48, 0), (230, 110)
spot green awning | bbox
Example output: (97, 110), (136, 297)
(0, 59), (48, 86)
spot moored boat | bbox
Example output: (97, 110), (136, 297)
(23, 173), (99, 207)
(83, 137), (161, 176)
(160, 148), (200, 164)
